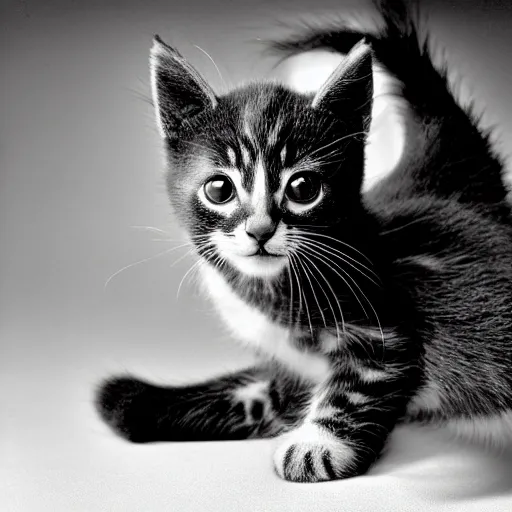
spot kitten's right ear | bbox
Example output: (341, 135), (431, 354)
(150, 36), (217, 139)
(311, 40), (373, 123)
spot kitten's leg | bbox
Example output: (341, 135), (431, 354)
(273, 362), (414, 482)
(96, 365), (310, 442)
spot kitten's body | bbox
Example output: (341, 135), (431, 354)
(97, 0), (512, 481)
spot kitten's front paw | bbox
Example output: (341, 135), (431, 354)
(273, 423), (356, 482)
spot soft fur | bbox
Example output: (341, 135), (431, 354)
(96, 0), (512, 482)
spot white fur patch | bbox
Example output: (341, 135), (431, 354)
(250, 159), (267, 211)
(445, 411), (512, 448)
(346, 391), (370, 405)
(213, 223), (289, 278)
(226, 147), (237, 167)
(319, 330), (346, 353)
(243, 105), (258, 149)
(407, 380), (444, 416)
(268, 118), (282, 148)
(274, 421), (356, 481)
(357, 367), (390, 382)
(213, 225), (288, 278)
(240, 144), (251, 167)
(200, 263), (331, 383)
(280, 145), (287, 165)
(233, 380), (269, 403)
(232, 381), (272, 425)
(224, 253), (288, 278)
(319, 326), (401, 355)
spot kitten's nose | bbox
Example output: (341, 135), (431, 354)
(245, 217), (276, 245)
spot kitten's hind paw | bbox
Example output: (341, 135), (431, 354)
(273, 423), (357, 482)
(95, 369), (286, 442)
(95, 376), (160, 443)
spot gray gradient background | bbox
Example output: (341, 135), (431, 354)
(1, 0), (512, 510)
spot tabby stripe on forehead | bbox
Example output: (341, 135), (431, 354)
(240, 143), (251, 167)
(267, 118), (282, 148)
(243, 105), (258, 150)
(227, 147), (237, 167)
(280, 145), (287, 166)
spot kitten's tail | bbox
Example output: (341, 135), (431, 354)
(269, 0), (509, 215)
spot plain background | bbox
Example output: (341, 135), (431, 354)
(1, 0), (512, 510)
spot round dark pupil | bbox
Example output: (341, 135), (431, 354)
(287, 175), (319, 202)
(206, 177), (232, 203)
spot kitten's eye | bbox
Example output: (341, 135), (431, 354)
(285, 173), (322, 203)
(204, 175), (235, 204)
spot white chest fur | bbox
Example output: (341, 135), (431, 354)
(199, 264), (330, 383)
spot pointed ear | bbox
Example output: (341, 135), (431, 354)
(311, 41), (373, 123)
(150, 36), (217, 139)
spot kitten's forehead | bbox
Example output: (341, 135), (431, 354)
(179, 84), (355, 221)
(219, 87), (307, 190)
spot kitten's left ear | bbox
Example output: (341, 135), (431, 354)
(311, 40), (373, 123)
(150, 36), (217, 139)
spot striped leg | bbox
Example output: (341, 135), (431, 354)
(273, 363), (414, 482)
(96, 365), (310, 442)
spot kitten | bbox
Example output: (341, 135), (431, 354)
(96, 0), (512, 482)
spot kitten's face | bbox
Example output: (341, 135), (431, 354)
(150, 37), (372, 281)
(166, 87), (366, 279)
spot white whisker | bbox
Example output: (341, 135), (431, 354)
(289, 252), (313, 337)
(130, 225), (170, 235)
(379, 216), (433, 236)
(104, 243), (192, 290)
(296, 249), (344, 344)
(298, 242), (386, 357)
(285, 255), (296, 328)
(297, 255), (327, 330)
(176, 247), (218, 299)
(298, 131), (368, 164)
(289, 227), (375, 266)
(194, 45), (228, 91)
(293, 233), (380, 286)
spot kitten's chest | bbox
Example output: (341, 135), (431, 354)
(200, 265), (330, 383)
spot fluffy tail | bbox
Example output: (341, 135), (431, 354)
(270, 0), (509, 217)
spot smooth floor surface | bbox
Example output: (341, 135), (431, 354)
(2, 1), (512, 510)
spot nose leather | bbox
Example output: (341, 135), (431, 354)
(245, 217), (276, 244)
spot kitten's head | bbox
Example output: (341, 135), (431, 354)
(150, 36), (373, 280)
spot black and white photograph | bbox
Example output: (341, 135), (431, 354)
(2, 0), (512, 510)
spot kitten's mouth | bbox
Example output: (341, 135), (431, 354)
(252, 247), (282, 258)
(227, 248), (287, 277)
